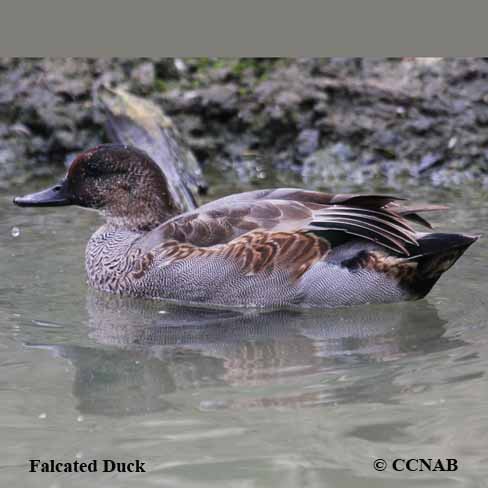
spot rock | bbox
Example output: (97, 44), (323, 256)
(297, 129), (320, 157)
(153, 59), (180, 79)
(0, 146), (15, 164)
(419, 152), (444, 173)
(52, 129), (78, 150)
(200, 84), (239, 113)
(1, 58), (488, 190)
(303, 143), (363, 188)
(131, 62), (156, 91)
(409, 117), (434, 134)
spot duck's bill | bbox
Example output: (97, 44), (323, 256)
(13, 183), (73, 207)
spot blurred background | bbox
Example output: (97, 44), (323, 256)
(1, 57), (488, 194)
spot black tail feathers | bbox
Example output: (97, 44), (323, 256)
(406, 233), (479, 298)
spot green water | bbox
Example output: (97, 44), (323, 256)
(0, 175), (487, 487)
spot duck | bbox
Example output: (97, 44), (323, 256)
(14, 144), (478, 308)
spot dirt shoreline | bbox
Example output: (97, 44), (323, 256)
(1, 58), (487, 191)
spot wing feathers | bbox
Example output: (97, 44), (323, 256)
(316, 207), (418, 239)
(143, 190), (448, 258)
(306, 219), (410, 254)
(305, 203), (420, 255)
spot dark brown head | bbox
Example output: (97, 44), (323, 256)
(14, 144), (180, 230)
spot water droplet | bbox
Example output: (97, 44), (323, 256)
(38, 412), (47, 419)
(11, 226), (20, 237)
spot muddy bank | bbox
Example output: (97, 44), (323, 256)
(1, 58), (488, 191)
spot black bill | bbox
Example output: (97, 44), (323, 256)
(13, 181), (73, 207)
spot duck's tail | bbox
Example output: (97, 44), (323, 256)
(404, 233), (479, 298)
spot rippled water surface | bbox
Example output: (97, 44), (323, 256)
(0, 178), (487, 488)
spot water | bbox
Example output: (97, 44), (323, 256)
(0, 178), (487, 488)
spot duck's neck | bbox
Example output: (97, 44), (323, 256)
(104, 214), (164, 233)
(86, 200), (181, 293)
(86, 224), (142, 294)
(102, 197), (180, 232)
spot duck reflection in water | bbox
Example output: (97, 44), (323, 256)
(32, 292), (462, 417)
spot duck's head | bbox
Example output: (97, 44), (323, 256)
(14, 144), (180, 231)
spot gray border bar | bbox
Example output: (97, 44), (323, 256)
(1, 0), (488, 56)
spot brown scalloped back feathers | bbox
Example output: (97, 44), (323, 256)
(153, 230), (330, 281)
(143, 190), (443, 257)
